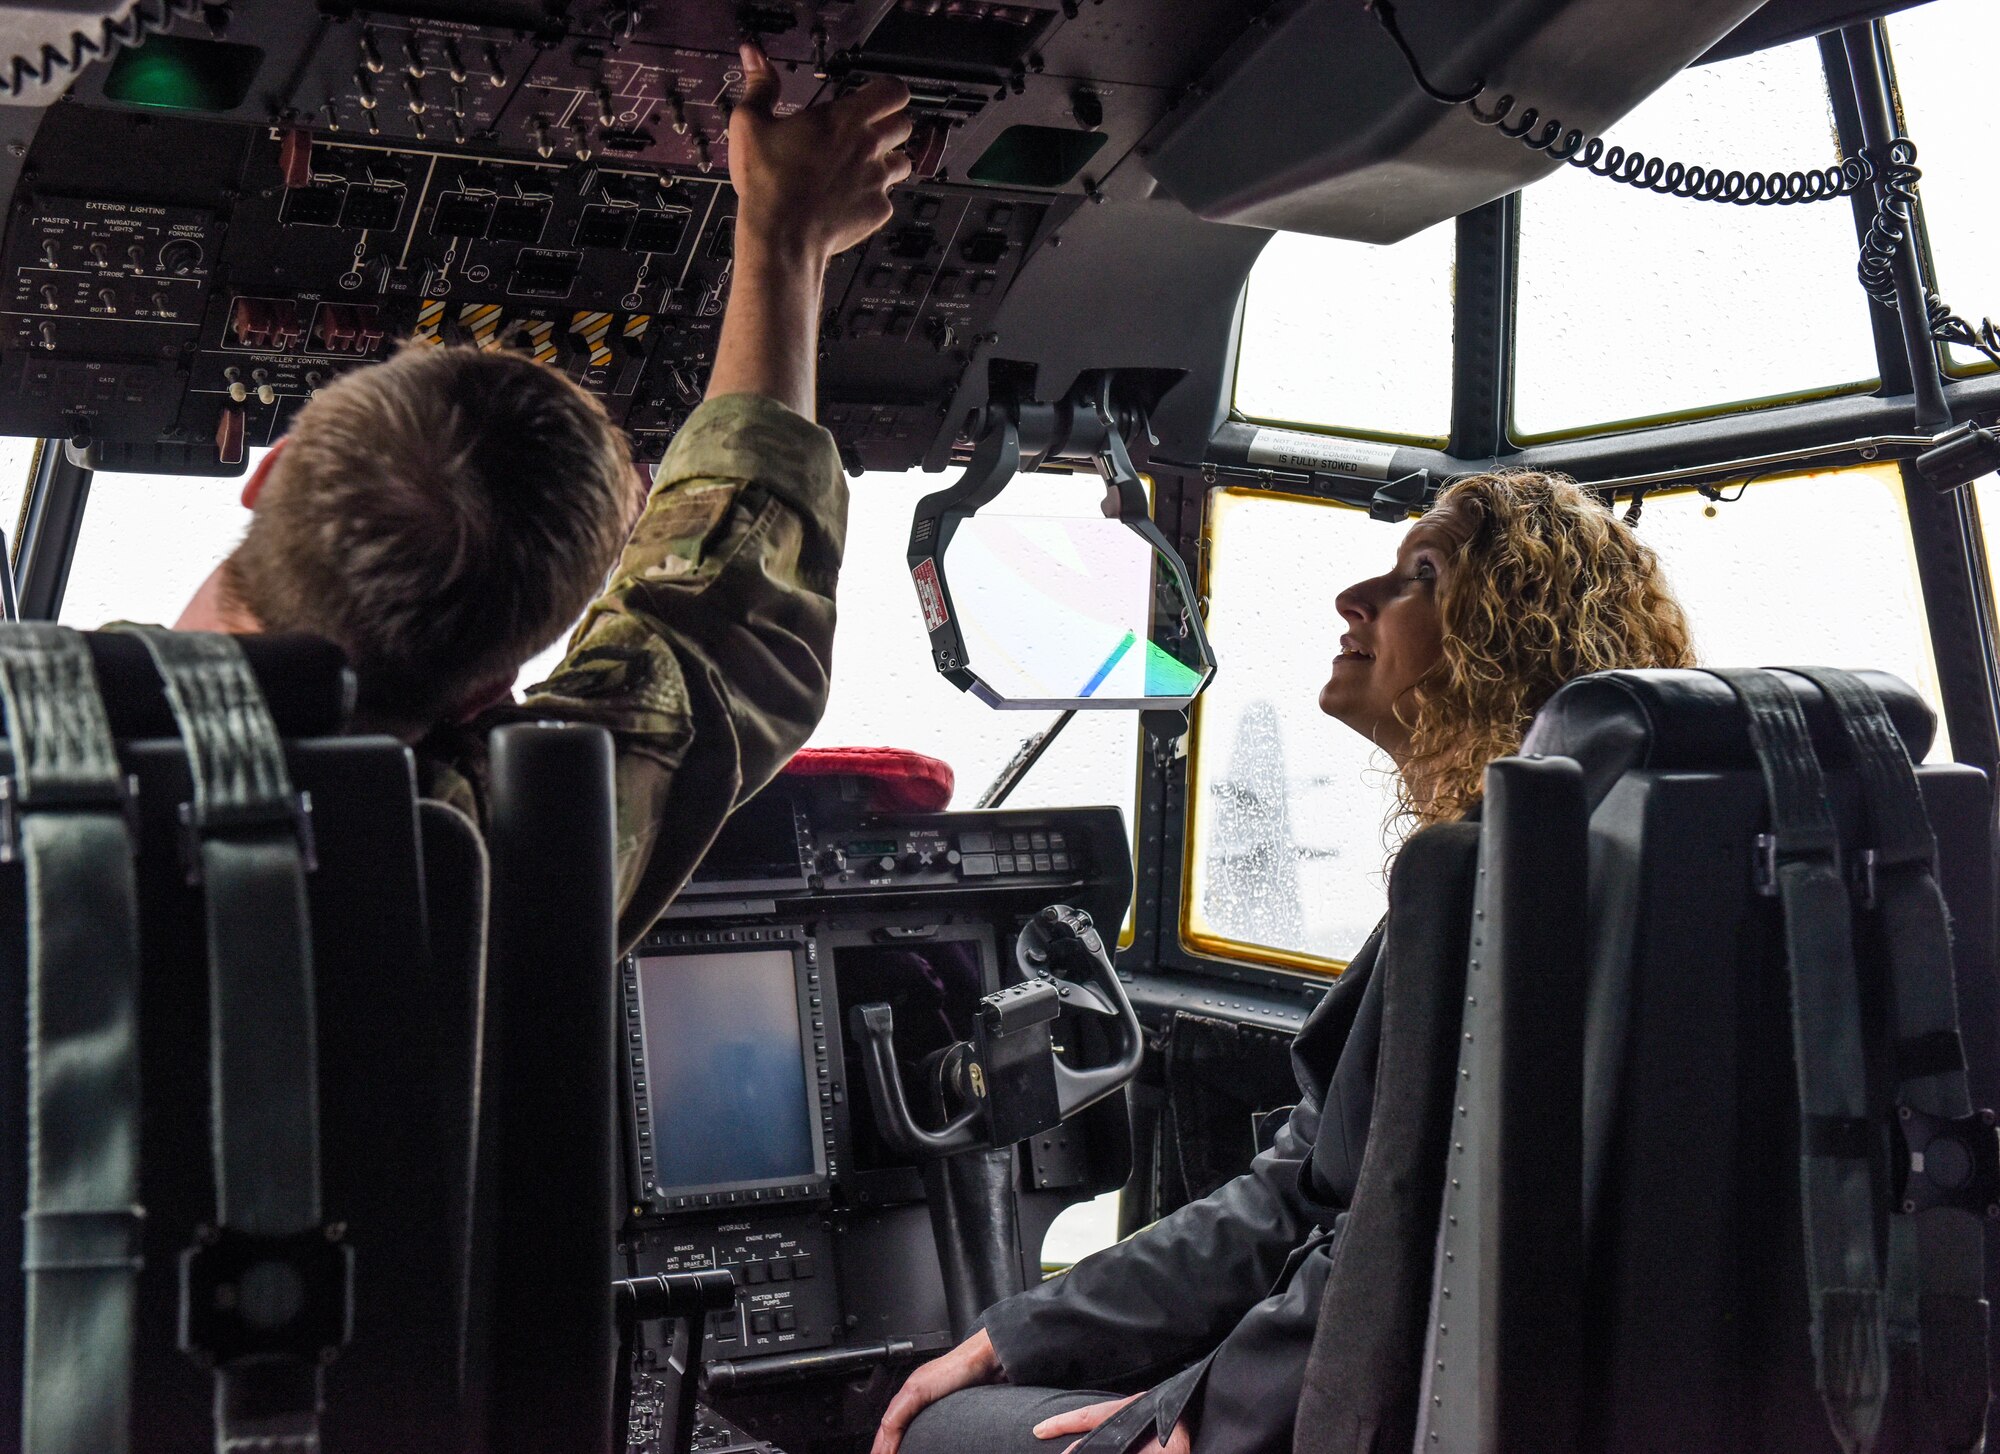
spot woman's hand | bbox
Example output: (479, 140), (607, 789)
(1033, 1394), (1192, 1454)
(871, 1327), (1004, 1454)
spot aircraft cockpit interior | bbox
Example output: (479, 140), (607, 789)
(0, 1), (1994, 1452)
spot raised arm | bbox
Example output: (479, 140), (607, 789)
(708, 45), (911, 414)
(471, 50), (912, 949)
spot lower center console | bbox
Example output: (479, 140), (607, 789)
(629, 1214), (838, 1359)
(615, 777), (1138, 1452)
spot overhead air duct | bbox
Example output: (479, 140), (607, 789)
(1140, 0), (1770, 244)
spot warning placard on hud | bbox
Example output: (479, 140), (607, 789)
(912, 558), (949, 631)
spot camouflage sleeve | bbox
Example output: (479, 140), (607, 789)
(472, 392), (847, 951)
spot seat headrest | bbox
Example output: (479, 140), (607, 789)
(1519, 668), (1937, 810)
(82, 631), (355, 739)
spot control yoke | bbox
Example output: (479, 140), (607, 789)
(851, 904), (1142, 1161)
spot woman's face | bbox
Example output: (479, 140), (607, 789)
(1319, 512), (1466, 759)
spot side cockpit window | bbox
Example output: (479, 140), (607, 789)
(1630, 464), (1948, 760)
(58, 453), (263, 628)
(1886, 0), (2000, 382)
(1513, 37), (1878, 440)
(1234, 221), (1455, 446)
(1186, 464), (1948, 976)
(1188, 488), (1401, 974)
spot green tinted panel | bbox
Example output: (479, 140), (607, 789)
(967, 126), (1109, 188)
(103, 37), (261, 112)
(943, 512), (1209, 707)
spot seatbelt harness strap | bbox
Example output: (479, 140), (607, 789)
(117, 628), (348, 1454)
(0, 627), (143, 1454)
(1711, 668), (1888, 1454)
(1786, 667), (1994, 1451)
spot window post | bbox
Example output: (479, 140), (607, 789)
(14, 441), (91, 622)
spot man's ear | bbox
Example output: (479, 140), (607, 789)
(241, 436), (288, 509)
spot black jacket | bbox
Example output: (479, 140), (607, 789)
(979, 824), (1482, 1454)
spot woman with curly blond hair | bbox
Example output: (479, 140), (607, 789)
(875, 474), (1694, 1454)
(1322, 470), (1694, 830)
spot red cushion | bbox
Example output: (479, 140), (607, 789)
(781, 746), (955, 813)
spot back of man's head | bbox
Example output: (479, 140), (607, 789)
(226, 344), (636, 735)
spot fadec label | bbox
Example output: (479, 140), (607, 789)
(1245, 427), (1400, 481)
(912, 558), (949, 631)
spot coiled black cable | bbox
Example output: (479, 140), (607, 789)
(1856, 138), (1921, 306)
(1470, 92), (1871, 205)
(0, 0), (204, 101)
(1368, 0), (2000, 367)
(1367, 0), (1869, 206)
(1854, 139), (2000, 368)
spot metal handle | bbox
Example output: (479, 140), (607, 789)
(1017, 906), (1145, 1120)
(848, 1002), (985, 1159)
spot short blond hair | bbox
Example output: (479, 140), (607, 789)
(226, 345), (635, 733)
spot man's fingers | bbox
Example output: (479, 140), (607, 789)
(736, 42), (780, 115)
(881, 148), (915, 186)
(876, 112), (916, 153)
(849, 74), (913, 119)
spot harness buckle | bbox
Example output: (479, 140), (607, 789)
(1753, 828), (1844, 898)
(179, 1221), (354, 1372)
(174, 790), (319, 886)
(1895, 1104), (2000, 1218)
(0, 772), (143, 864)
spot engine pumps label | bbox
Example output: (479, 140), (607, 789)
(912, 557), (949, 631)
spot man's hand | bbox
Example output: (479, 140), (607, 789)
(871, 1327), (1004, 1454)
(1033, 1394), (1192, 1454)
(705, 45), (911, 416)
(729, 44), (912, 265)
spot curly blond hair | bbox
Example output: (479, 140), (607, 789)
(1395, 471), (1695, 829)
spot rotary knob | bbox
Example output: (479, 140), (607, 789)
(158, 240), (201, 276)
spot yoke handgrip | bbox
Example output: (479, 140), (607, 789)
(1020, 906), (1145, 1120)
(849, 1002), (985, 1158)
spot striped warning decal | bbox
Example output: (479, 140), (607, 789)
(413, 298), (447, 346)
(571, 310), (614, 368)
(516, 319), (558, 365)
(621, 313), (650, 352)
(459, 303), (503, 350)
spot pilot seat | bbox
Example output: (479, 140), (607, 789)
(1300, 667), (1999, 1454)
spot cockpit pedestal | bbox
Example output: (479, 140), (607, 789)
(614, 768), (1137, 1454)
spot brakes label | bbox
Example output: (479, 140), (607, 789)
(1246, 427), (1399, 480)
(912, 558), (949, 631)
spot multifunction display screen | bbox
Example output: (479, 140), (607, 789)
(633, 947), (821, 1196)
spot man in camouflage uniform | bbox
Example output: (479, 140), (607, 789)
(176, 47), (914, 948)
